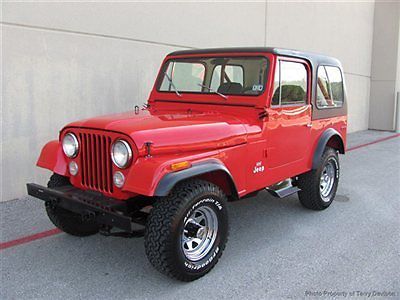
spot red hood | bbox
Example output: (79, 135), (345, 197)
(64, 109), (253, 155)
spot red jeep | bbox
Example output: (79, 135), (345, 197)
(27, 47), (347, 281)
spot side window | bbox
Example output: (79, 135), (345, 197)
(272, 61), (280, 105)
(271, 60), (307, 106)
(316, 66), (344, 108)
(210, 65), (244, 91)
(325, 66), (344, 107)
(316, 66), (332, 108)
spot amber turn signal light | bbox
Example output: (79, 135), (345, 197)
(170, 161), (192, 172)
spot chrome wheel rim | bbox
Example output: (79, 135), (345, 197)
(181, 204), (218, 262)
(320, 160), (336, 201)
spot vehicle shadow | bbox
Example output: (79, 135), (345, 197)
(6, 191), (343, 298)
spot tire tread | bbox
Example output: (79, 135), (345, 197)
(297, 147), (339, 210)
(144, 179), (228, 281)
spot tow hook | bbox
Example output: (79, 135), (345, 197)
(45, 198), (59, 210)
(81, 210), (96, 222)
(99, 225), (113, 236)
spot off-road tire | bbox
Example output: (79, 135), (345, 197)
(46, 173), (99, 236)
(144, 179), (229, 281)
(297, 147), (340, 210)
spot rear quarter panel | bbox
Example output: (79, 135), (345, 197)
(308, 116), (347, 168)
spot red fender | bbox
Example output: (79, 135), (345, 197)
(123, 150), (222, 196)
(37, 140), (68, 176)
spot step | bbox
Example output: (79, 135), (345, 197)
(266, 185), (300, 198)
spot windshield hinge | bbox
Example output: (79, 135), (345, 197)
(145, 142), (153, 158)
(258, 108), (268, 120)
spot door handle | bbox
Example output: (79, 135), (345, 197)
(306, 123), (313, 128)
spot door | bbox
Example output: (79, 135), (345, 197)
(266, 57), (312, 174)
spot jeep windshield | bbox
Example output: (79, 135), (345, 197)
(157, 56), (269, 96)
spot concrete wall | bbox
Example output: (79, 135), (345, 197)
(369, 0), (400, 131)
(266, 2), (375, 132)
(397, 15), (400, 132)
(1, 1), (376, 201)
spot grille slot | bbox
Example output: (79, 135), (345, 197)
(79, 133), (113, 193)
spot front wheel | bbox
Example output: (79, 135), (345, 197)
(46, 174), (99, 236)
(297, 147), (340, 210)
(144, 179), (229, 281)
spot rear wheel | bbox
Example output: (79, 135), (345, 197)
(297, 147), (340, 210)
(144, 179), (229, 281)
(46, 173), (99, 236)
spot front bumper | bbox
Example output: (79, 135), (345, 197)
(27, 183), (133, 232)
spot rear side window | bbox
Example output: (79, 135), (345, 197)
(272, 60), (308, 106)
(316, 66), (344, 108)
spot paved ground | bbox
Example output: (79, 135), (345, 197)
(1, 130), (399, 299)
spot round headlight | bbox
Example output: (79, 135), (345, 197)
(62, 133), (79, 158)
(111, 140), (132, 169)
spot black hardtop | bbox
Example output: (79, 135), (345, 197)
(168, 47), (342, 69)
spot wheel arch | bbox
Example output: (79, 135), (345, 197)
(154, 160), (239, 200)
(312, 128), (345, 170)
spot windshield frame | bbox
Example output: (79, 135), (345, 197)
(155, 55), (270, 98)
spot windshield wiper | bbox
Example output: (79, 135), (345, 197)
(197, 83), (228, 100)
(164, 72), (182, 97)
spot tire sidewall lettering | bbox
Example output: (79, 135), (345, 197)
(184, 247), (220, 270)
(320, 154), (340, 203)
(184, 197), (222, 224)
(180, 197), (226, 272)
(331, 156), (340, 179)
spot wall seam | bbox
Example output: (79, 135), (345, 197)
(344, 72), (371, 78)
(264, 0), (268, 47)
(370, 79), (396, 82)
(366, 0), (377, 131)
(1, 22), (196, 50)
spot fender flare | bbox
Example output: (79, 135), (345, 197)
(312, 128), (345, 170)
(36, 140), (68, 176)
(154, 160), (238, 197)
